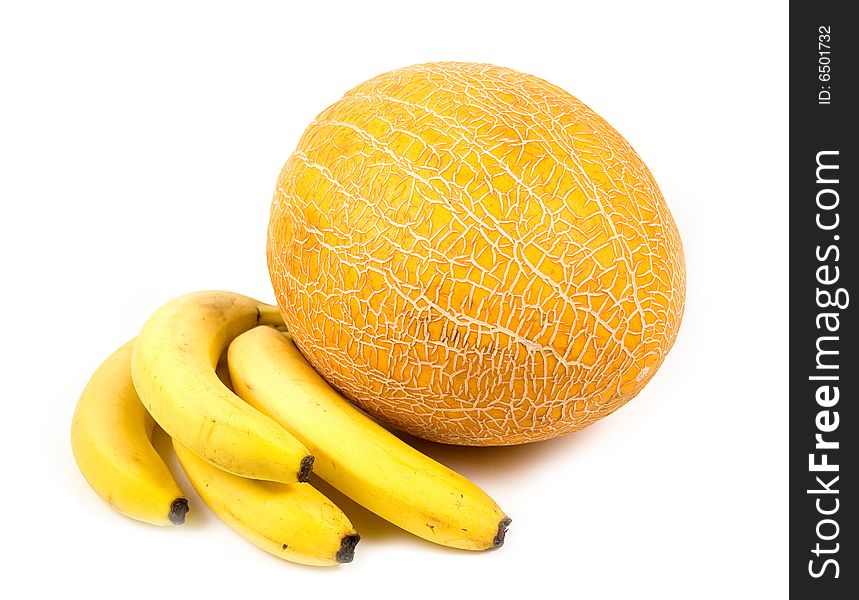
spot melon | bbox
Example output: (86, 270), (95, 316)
(267, 62), (685, 446)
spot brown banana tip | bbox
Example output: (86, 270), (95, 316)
(169, 498), (189, 525)
(298, 456), (315, 483)
(336, 534), (360, 564)
(493, 517), (512, 548)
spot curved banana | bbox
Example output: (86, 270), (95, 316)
(228, 326), (511, 550)
(173, 440), (359, 566)
(131, 291), (313, 483)
(71, 339), (188, 526)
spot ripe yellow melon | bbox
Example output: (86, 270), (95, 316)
(268, 62), (685, 446)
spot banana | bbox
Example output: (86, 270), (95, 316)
(228, 326), (511, 551)
(173, 440), (359, 566)
(131, 291), (313, 484)
(71, 339), (188, 526)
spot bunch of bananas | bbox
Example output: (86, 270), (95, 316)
(71, 291), (510, 566)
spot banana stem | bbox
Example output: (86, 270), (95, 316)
(493, 517), (512, 548)
(336, 535), (360, 563)
(169, 498), (190, 524)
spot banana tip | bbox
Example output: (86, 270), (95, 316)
(169, 498), (189, 525)
(493, 517), (512, 548)
(298, 455), (315, 483)
(336, 534), (360, 563)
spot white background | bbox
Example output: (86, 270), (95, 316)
(1, 1), (788, 598)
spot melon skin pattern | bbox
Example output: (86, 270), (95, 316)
(268, 62), (686, 446)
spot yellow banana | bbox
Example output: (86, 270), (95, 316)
(173, 440), (359, 566)
(131, 291), (313, 484)
(228, 326), (511, 550)
(71, 339), (188, 526)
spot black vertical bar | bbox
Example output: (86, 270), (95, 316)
(790, 4), (856, 597)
